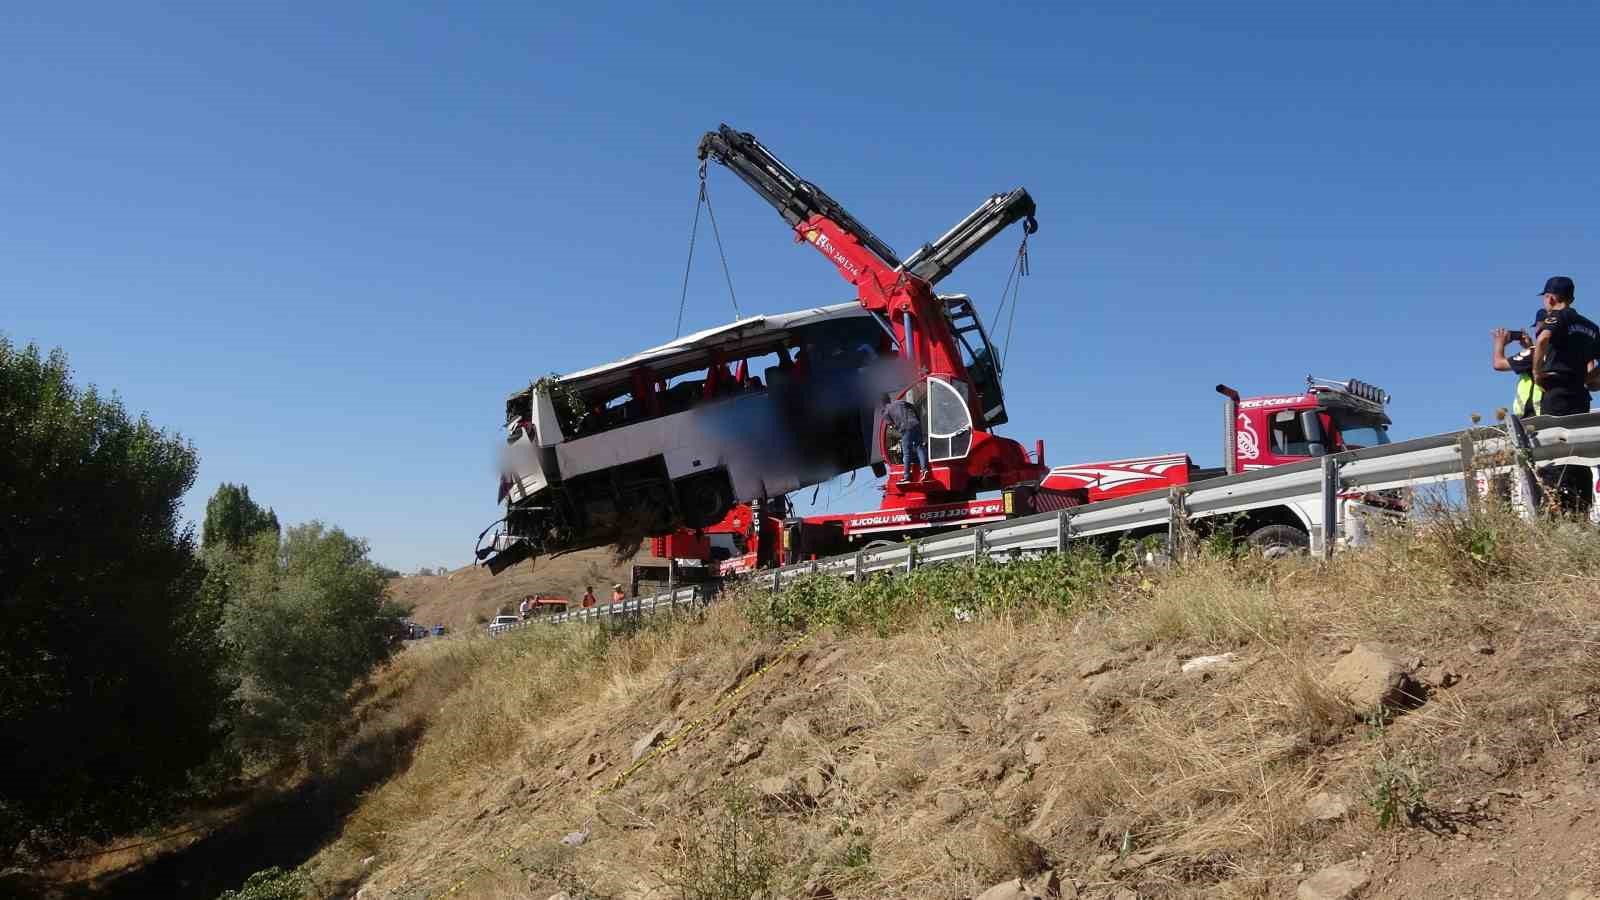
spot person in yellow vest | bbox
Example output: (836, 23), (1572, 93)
(1492, 312), (1546, 417)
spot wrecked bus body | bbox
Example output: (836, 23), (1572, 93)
(477, 302), (913, 573)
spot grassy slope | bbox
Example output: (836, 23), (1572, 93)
(389, 549), (635, 632)
(305, 510), (1600, 899)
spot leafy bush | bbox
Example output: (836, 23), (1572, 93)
(742, 548), (1117, 635)
(1364, 750), (1432, 829)
(203, 483), (280, 553)
(662, 785), (780, 900)
(0, 337), (233, 859)
(222, 523), (411, 765)
(216, 866), (308, 900)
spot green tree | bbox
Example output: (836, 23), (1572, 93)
(0, 337), (234, 859)
(203, 482), (280, 553)
(225, 522), (410, 764)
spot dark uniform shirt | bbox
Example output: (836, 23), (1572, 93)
(1538, 306), (1599, 415)
(883, 399), (920, 432)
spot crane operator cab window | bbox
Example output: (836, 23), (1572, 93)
(926, 377), (974, 462)
(941, 295), (1009, 428)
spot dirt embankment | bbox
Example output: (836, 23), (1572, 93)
(40, 513), (1600, 899)
(296, 513), (1600, 899)
(389, 549), (635, 632)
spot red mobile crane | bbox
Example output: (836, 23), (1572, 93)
(625, 126), (1081, 592)
(696, 126), (1062, 508)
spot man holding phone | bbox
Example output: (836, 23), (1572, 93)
(1491, 311), (1546, 417)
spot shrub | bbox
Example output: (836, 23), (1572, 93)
(661, 785), (781, 900)
(741, 548), (1117, 635)
(0, 337), (233, 859)
(1364, 750), (1432, 829)
(223, 523), (411, 765)
(217, 866), (308, 900)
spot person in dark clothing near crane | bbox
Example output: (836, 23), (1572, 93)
(1529, 275), (1598, 514)
(881, 392), (929, 486)
(1531, 276), (1598, 415)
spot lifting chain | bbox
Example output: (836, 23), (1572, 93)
(675, 162), (741, 337)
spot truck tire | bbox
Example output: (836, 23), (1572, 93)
(1247, 524), (1309, 559)
(677, 473), (733, 529)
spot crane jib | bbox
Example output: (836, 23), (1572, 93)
(697, 124), (1036, 291)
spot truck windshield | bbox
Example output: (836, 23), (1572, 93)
(1337, 421), (1391, 450)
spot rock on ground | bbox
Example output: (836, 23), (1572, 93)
(1297, 860), (1370, 900)
(1303, 791), (1354, 823)
(976, 869), (1061, 900)
(976, 822), (1049, 880)
(1326, 643), (1421, 713)
(631, 718), (677, 762)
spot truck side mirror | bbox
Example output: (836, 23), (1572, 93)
(1299, 410), (1328, 456)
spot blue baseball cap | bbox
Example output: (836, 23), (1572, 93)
(1541, 276), (1576, 300)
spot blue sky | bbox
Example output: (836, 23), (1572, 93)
(3, 3), (1595, 570)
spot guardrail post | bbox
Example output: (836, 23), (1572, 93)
(1458, 431), (1479, 515)
(1167, 487), (1188, 561)
(1320, 455), (1340, 559)
(772, 567), (782, 594)
(974, 527), (987, 563)
(905, 541), (917, 574)
(853, 551), (864, 583)
(1504, 415), (1540, 521)
(1056, 509), (1071, 553)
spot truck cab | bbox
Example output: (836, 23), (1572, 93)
(1039, 377), (1399, 556)
(1234, 377), (1392, 470)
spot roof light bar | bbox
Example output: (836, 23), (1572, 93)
(1307, 375), (1391, 405)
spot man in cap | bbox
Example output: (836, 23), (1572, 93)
(1531, 276), (1597, 416)
(1529, 276), (1597, 514)
(611, 583), (626, 605)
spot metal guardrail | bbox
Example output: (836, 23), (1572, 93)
(487, 412), (1600, 634)
(487, 586), (707, 634)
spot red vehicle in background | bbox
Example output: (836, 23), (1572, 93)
(634, 375), (1398, 585)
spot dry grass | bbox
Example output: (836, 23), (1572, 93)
(301, 502), (1600, 899)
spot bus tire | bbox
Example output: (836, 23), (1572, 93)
(677, 473), (733, 529)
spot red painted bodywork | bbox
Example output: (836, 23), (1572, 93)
(656, 383), (1387, 568)
(788, 217), (1045, 503)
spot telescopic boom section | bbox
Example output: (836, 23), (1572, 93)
(696, 124), (1037, 392)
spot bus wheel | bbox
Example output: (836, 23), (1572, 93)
(678, 473), (733, 529)
(1247, 524), (1309, 560)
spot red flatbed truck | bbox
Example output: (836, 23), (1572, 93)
(635, 375), (1398, 585)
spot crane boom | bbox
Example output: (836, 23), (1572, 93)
(900, 188), (1037, 286)
(697, 126), (903, 271)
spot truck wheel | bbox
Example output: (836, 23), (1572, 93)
(1247, 524), (1309, 560)
(678, 473), (733, 529)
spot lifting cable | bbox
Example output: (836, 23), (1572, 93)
(675, 163), (741, 337)
(990, 230), (1031, 368)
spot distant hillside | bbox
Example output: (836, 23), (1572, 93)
(388, 548), (635, 630)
